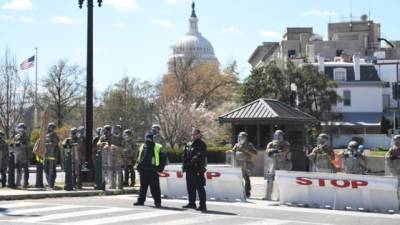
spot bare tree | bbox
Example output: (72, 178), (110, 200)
(41, 59), (84, 128)
(0, 49), (32, 138)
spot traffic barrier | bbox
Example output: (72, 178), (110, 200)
(275, 170), (399, 212)
(158, 164), (246, 202)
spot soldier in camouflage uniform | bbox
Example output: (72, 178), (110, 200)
(44, 123), (60, 189)
(386, 135), (400, 197)
(122, 129), (137, 187)
(341, 141), (367, 174)
(97, 125), (123, 189)
(12, 123), (30, 188)
(62, 127), (82, 189)
(77, 126), (86, 166)
(0, 131), (8, 187)
(232, 132), (257, 198)
(308, 133), (335, 173)
(265, 130), (291, 200)
(92, 127), (102, 166)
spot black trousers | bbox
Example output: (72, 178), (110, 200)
(0, 168), (6, 187)
(124, 165), (135, 186)
(138, 170), (161, 205)
(244, 175), (251, 196)
(186, 170), (206, 207)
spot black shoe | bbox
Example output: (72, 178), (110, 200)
(133, 201), (144, 206)
(155, 203), (162, 208)
(246, 192), (251, 198)
(196, 206), (207, 212)
(182, 204), (197, 209)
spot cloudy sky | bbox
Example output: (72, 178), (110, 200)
(0, 0), (399, 91)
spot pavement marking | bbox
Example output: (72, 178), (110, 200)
(1, 204), (86, 216)
(62, 210), (180, 225)
(147, 214), (229, 225)
(0, 202), (42, 209)
(14, 207), (132, 223)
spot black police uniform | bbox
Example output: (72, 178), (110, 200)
(182, 138), (207, 211)
(134, 133), (161, 207)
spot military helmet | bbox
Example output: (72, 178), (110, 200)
(238, 132), (248, 137)
(70, 127), (78, 136)
(95, 127), (102, 135)
(273, 130), (284, 141)
(123, 129), (132, 135)
(394, 135), (400, 141)
(78, 126), (85, 132)
(17, 123), (26, 129)
(318, 133), (329, 140)
(103, 125), (112, 132)
(274, 130), (284, 136)
(151, 124), (161, 129)
(348, 141), (359, 148)
(48, 123), (56, 130)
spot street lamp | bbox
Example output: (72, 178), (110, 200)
(79, 0), (102, 182)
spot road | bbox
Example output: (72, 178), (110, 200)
(0, 195), (399, 225)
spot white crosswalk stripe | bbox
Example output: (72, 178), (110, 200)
(0, 202), (42, 209)
(1, 204), (85, 216)
(147, 214), (228, 225)
(63, 210), (180, 225)
(14, 206), (132, 223)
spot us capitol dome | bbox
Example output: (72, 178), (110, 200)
(168, 2), (218, 72)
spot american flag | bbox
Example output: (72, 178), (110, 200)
(20, 56), (35, 70)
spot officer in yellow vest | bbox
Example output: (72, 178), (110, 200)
(134, 132), (163, 208)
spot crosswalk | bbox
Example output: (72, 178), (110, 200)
(0, 201), (315, 225)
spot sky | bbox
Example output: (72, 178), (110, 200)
(0, 0), (399, 91)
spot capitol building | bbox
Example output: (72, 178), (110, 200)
(168, 2), (218, 72)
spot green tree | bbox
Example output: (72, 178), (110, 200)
(95, 77), (156, 139)
(241, 61), (340, 120)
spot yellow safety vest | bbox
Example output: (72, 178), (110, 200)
(138, 143), (162, 166)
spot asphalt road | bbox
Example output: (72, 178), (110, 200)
(0, 195), (399, 225)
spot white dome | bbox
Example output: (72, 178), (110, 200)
(173, 32), (216, 60)
(168, 3), (217, 68)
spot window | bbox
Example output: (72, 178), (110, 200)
(334, 68), (347, 81)
(336, 49), (343, 57)
(288, 50), (296, 58)
(392, 82), (400, 100)
(343, 90), (351, 106)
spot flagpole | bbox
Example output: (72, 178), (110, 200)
(35, 47), (38, 128)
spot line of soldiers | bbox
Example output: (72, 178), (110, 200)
(232, 130), (400, 199)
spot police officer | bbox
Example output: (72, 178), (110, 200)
(341, 141), (367, 174)
(134, 132), (163, 208)
(232, 132), (257, 198)
(44, 123), (59, 190)
(12, 123), (30, 188)
(182, 129), (207, 212)
(62, 127), (82, 189)
(386, 135), (400, 197)
(0, 131), (8, 187)
(265, 130), (291, 200)
(122, 129), (137, 187)
(308, 133), (335, 173)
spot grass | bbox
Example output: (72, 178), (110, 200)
(368, 150), (387, 157)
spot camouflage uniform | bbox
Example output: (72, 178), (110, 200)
(122, 129), (137, 186)
(92, 127), (102, 166)
(44, 123), (59, 189)
(341, 141), (367, 174)
(77, 126), (86, 165)
(265, 130), (291, 200)
(232, 132), (257, 198)
(62, 128), (81, 189)
(308, 133), (335, 173)
(385, 135), (400, 197)
(12, 123), (30, 188)
(97, 125), (123, 189)
(0, 131), (8, 187)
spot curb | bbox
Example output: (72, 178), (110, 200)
(0, 188), (138, 201)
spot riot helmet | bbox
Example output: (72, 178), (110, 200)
(317, 133), (329, 146)
(238, 132), (248, 144)
(48, 123), (56, 133)
(273, 130), (284, 142)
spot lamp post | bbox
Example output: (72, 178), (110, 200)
(78, 0), (102, 181)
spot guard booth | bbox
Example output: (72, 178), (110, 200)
(219, 99), (318, 174)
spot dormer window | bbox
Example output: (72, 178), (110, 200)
(333, 68), (347, 81)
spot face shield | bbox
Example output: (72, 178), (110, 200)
(274, 131), (284, 142)
(238, 135), (247, 144)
